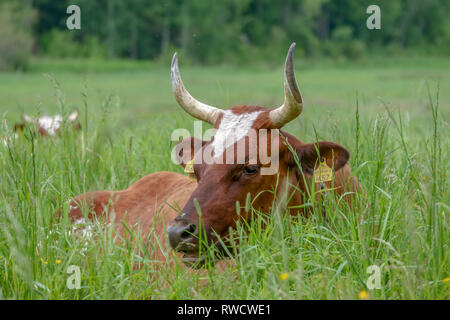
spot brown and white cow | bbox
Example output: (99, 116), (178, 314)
(14, 111), (81, 137)
(68, 43), (359, 267)
(2, 112), (81, 147)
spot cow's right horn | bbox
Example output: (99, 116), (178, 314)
(171, 53), (222, 125)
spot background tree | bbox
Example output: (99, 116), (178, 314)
(2, 0), (449, 70)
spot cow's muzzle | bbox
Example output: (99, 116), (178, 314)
(167, 215), (199, 254)
(168, 214), (224, 268)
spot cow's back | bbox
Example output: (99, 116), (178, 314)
(68, 171), (197, 259)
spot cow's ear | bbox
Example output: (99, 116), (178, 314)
(67, 111), (79, 122)
(174, 136), (207, 168)
(293, 141), (350, 175)
(14, 122), (25, 132)
(23, 114), (34, 123)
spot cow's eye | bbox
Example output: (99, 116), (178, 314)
(243, 165), (259, 175)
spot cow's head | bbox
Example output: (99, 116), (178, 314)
(167, 43), (350, 266)
(14, 111), (81, 137)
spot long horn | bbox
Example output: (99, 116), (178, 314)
(171, 53), (222, 125)
(269, 43), (303, 128)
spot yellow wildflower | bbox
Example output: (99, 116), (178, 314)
(40, 258), (48, 265)
(55, 259), (62, 264)
(443, 278), (450, 283)
(359, 290), (369, 300)
(279, 272), (289, 281)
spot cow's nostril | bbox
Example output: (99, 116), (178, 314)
(168, 221), (198, 251)
(181, 224), (196, 240)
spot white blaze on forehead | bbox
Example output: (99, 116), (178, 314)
(38, 115), (63, 136)
(211, 110), (262, 157)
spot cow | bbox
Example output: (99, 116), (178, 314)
(14, 111), (81, 137)
(68, 43), (359, 268)
(2, 111), (80, 147)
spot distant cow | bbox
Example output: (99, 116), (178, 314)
(14, 111), (80, 137)
(68, 43), (359, 267)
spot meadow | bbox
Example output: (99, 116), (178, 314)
(0, 56), (448, 299)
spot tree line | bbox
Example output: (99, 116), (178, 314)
(1, 0), (449, 70)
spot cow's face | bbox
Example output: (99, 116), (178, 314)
(166, 43), (350, 266)
(167, 109), (350, 266)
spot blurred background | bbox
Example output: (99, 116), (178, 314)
(1, 0), (448, 70)
(0, 0), (448, 130)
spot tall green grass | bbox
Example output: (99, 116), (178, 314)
(0, 65), (448, 299)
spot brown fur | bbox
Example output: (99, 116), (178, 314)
(69, 172), (196, 261)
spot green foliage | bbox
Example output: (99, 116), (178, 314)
(10, 0), (446, 64)
(0, 2), (34, 71)
(40, 30), (107, 59)
(323, 26), (367, 61)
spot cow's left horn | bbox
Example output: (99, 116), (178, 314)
(171, 53), (222, 125)
(269, 43), (303, 128)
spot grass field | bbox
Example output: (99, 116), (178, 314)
(0, 56), (448, 299)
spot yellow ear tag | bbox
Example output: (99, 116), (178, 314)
(184, 158), (195, 174)
(314, 159), (333, 183)
(184, 158), (196, 180)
